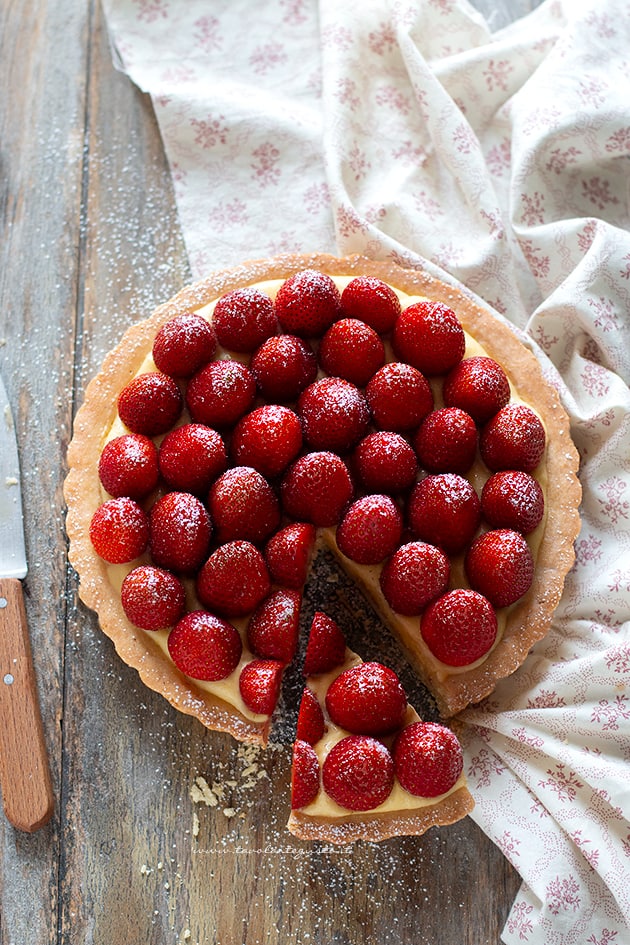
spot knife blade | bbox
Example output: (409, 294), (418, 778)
(0, 371), (54, 831)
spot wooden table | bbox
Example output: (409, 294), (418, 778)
(0, 1), (541, 942)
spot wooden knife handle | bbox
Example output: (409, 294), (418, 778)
(0, 578), (54, 832)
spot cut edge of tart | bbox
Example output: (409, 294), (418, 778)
(65, 252), (582, 747)
(287, 612), (475, 844)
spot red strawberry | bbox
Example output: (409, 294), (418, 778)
(407, 473), (481, 555)
(393, 722), (464, 797)
(246, 589), (301, 663)
(413, 407), (478, 474)
(186, 359), (256, 428)
(120, 565), (186, 631)
(480, 404), (546, 472)
(291, 739), (320, 809)
(296, 687), (325, 744)
(89, 497), (149, 563)
(149, 491), (212, 573)
(167, 610), (243, 681)
(481, 470), (544, 534)
(118, 372), (183, 436)
(298, 377), (370, 452)
(379, 541), (449, 616)
(208, 466), (280, 545)
(275, 269), (341, 337)
(239, 659), (284, 715)
(353, 431), (418, 494)
(325, 662), (407, 735)
(322, 735), (395, 811)
(318, 318), (385, 386)
(443, 356), (510, 424)
(339, 276), (401, 334)
(303, 612), (347, 676)
(264, 522), (316, 589)
(196, 541), (271, 617)
(281, 451), (354, 527)
(158, 423), (228, 495)
(250, 334), (317, 402)
(213, 286), (278, 352)
(336, 494), (403, 565)
(465, 528), (534, 607)
(421, 588), (497, 666)
(366, 362), (433, 431)
(231, 405), (303, 478)
(98, 433), (159, 499)
(152, 313), (217, 378)
(393, 301), (465, 376)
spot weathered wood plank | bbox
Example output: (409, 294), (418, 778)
(0, 0), (89, 941)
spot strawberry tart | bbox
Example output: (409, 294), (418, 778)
(65, 253), (581, 841)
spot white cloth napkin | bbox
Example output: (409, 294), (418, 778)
(102, 1), (630, 941)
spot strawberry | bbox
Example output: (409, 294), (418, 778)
(480, 404), (546, 473)
(413, 407), (478, 474)
(264, 522), (316, 589)
(246, 589), (301, 663)
(158, 423), (228, 495)
(275, 269), (341, 337)
(325, 662), (407, 735)
(443, 356), (510, 425)
(291, 739), (320, 808)
(393, 722), (464, 797)
(392, 301), (465, 376)
(322, 735), (395, 811)
(281, 451), (354, 527)
(149, 491), (212, 573)
(318, 318), (385, 386)
(152, 313), (217, 378)
(420, 588), (497, 666)
(336, 494), (403, 565)
(340, 276), (401, 333)
(407, 473), (481, 555)
(465, 528), (534, 607)
(118, 372), (183, 436)
(120, 565), (186, 631)
(302, 612), (347, 676)
(231, 405), (303, 478)
(89, 496), (149, 564)
(196, 540), (271, 617)
(239, 659), (284, 715)
(481, 470), (544, 534)
(208, 466), (280, 545)
(379, 541), (449, 616)
(296, 687), (325, 744)
(250, 334), (317, 402)
(366, 362), (433, 431)
(213, 286), (278, 353)
(353, 431), (418, 494)
(298, 377), (370, 453)
(186, 359), (256, 428)
(98, 433), (159, 499)
(167, 610), (243, 681)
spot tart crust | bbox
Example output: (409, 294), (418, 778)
(65, 252), (581, 739)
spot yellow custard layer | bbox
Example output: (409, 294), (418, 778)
(101, 276), (548, 718)
(300, 654), (466, 817)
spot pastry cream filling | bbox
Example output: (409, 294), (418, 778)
(101, 276), (548, 720)
(299, 656), (466, 817)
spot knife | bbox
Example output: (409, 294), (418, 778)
(0, 371), (54, 831)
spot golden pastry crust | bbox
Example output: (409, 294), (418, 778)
(287, 784), (475, 844)
(64, 252), (581, 740)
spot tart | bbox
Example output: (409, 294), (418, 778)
(289, 612), (474, 843)
(65, 252), (581, 760)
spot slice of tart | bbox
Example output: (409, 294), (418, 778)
(288, 612), (474, 843)
(64, 252), (581, 749)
